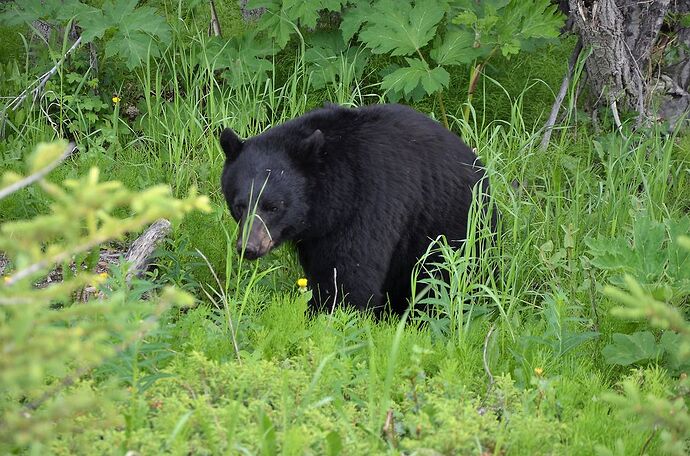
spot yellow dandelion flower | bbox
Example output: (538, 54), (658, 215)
(112, 96), (121, 104)
(534, 367), (544, 377)
(297, 278), (308, 288)
(94, 272), (109, 284)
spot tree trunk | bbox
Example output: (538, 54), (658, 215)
(658, 1), (690, 129)
(567, 0), (690, 129)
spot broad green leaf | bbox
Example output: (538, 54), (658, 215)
(340, 2), (374, 42)
(585, 213), (686, 288)
(326, 431), (343, 456)
(78, 9), (109, 43)
(660, 331), (690, 374)
(501, 38), (521, 57)
(0, 0), (46, 26)
(421, 66), (450, 94)
(105, 30), (159, 70)
(381, 58), (449, 99)
(305, 31), (369, 90)
(210, 34), (274, 86)
(359, 0), (446, 56)
(102, 0), (138, 25)
(430, 28), (485, 65)
(602, 331), (662, 366)
(54, 0), (99, 23)
(586, 237), (633, 271)
(122, 6), (171, 42)
(251, 6), (294, 49)
(632, 216), (667, 282)
(448, 0), (563, 58)
(560, 331), (600, 356)
(452, 10), (477, 26)
(319, 0), (347, 11)
(515, 0), (563, 40)
(283, 0), (319, 29)
(494, 0), (563, 53)
(246, 0), (279, 9)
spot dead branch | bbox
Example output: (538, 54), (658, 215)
(124, 219), (171, 283)
(609, 95), (625, 137)
(2, 36), (83, 114)
(383, 409), (397, 447)
(209, 0), (222, 37)
(540, 38), (583, 151)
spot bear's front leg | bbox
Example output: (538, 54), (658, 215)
(302, 259), (388, 314)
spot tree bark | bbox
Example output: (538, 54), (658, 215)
(567, 0), (690, 128)
(568, 0), (669, 119)
(658, 1), (690, 129)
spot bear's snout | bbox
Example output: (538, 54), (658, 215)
(236, 215), (275, 259)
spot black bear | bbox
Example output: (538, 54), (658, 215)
(219, 103), (495, 314)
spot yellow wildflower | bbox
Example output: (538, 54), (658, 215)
(94, 272), (109, 284)
(297, 278), (308, 288)
(3, 276), (10, 284)
(534, 367), (544, 377)
(112, 96), (121, 104)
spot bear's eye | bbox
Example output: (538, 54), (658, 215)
(263, 203), (279, 213)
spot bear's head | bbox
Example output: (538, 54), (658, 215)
(219, 126), (324, 259)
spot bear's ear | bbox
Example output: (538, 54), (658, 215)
(293, 129), (325, 163)
(220, 127), (243, 161)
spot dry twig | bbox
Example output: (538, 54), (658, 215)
(540, 38), (583, 151)
(3, 36), (83, 114)
(209, 0), (223, 37)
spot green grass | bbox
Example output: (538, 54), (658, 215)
(1, 17), (689, 455)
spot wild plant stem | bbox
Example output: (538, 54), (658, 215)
(413, 47), (449, 129)
(437, 91), (449, 129)
(463, 50), (497, 124)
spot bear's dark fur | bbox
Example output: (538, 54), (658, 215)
(219, 103), (494, 314)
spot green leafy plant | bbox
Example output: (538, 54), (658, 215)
(599, 272), (690, 455)
(522, 291), (599, 358)
(246, 0), (564, 125)
(200, 31), (276, 89)
(0, 0), (171, 70)
(304, 31), (370, 94)
(602, 330), (690, 375)
(0, 141), (209, 452)
(586, 214), (690, 298)
(593, 232), (690, 455)
(248, 0), (348, 48)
